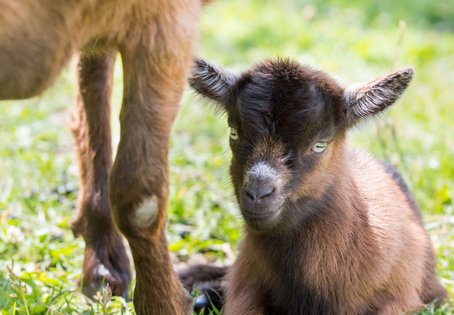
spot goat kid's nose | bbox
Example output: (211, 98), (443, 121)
(244, 182), (276, 202)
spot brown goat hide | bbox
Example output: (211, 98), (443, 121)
(190, 58), (447, 315)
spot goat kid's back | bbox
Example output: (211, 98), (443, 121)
(190, 58), (447, 314)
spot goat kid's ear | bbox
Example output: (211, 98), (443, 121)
(189, 59), (240, 105)
(343, 68), (414, 127)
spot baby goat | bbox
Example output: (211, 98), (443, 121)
(190, 58), (447, 314)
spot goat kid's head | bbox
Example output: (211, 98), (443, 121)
(190, 58), (413, 233)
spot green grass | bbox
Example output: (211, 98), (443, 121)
(1, 0), (453, 313)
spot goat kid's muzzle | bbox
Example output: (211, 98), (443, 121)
(240, 161), (284, 222)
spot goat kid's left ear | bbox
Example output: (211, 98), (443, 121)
(189, 59), (240, 105)
(343, 67), (414, 127)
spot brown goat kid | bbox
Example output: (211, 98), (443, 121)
(1, 1), (203, 314)
(190, 58), (447, 314)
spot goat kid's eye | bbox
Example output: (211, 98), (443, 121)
(230, 128), (239, 140)
(312, 141), (327, 153)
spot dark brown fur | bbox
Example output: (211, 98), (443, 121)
(190, 58), (447, 315)
(1, 1), (202, 314)
(179, 264), (228, 313)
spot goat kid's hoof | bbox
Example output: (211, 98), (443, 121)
(193, 291), (223, 314)
(192, 285), (224, 314)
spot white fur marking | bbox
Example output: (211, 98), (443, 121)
(135, 196), (158, 228)
(247, 162), (280, 182)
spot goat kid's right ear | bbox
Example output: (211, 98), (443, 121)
(343, 67), (414, 127)
(189, 59), (240, 105)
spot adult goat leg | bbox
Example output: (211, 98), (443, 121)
(110, 33), (196, 315)
(70, 52), (131, 298)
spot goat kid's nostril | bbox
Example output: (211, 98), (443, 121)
(245, 184), (276, 202)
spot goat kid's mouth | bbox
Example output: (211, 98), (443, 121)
(239, 195), (284, 227)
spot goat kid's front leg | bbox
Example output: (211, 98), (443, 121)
(70, 53), (131, 298)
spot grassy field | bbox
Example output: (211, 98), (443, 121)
(1, 0), (453, 313)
